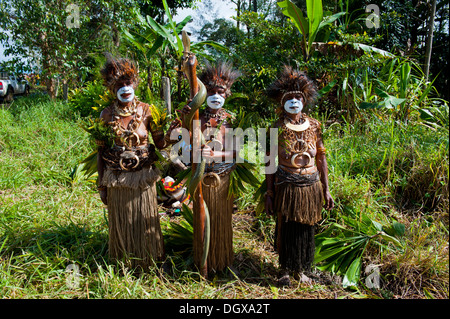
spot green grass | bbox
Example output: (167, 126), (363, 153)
(0, 95), (448, 299)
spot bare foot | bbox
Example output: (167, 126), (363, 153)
(278, 271), (291, 287)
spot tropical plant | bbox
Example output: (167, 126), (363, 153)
(163, 203), (194, 255)
(68, 80), (114, 118)
(69, 151), (98, 185)
(148, 103), (171, 133)
(419, 99), (449, 133)
(358, 58), (440, 123)
(123, 0), (229, 101)
(277, 0), (346, 61)
(80, 117), (114, 146)
(0, 0), (142, 99)
(315, 208), (405, 288)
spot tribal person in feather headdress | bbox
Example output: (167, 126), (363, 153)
(180, 60), (241, 274)
(265, 65), (334, 286)
(96, 54), (181, 271)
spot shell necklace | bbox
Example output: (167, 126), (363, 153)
(111, 99), (143, 148)
(282, 115), (314, 168)
(284, 116), (310, 132)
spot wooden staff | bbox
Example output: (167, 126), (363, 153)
(181, 31), (208, 277)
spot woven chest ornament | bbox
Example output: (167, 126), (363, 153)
(266, 65), (319, 169)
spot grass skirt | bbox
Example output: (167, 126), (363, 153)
(274, 169), (323, 272)
(103, 166), (164, 269)
(274, 177), (323, 225)
(193, 173), (234, 273)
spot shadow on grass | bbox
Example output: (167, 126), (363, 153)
(1, 219), (281, 288)
(1, 221), (109, 269)
(162, 249), (280, 288)
(233, 250), (280, 286)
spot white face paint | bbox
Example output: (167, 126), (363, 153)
(207, 94), (225, 110)
(284, 98), (303, 114)
(117, 86), (135, 103)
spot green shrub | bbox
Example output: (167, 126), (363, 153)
(68, 80), (113, 118)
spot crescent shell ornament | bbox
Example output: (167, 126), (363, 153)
(291, 152), (312, 168)
(284, 118), (310, 132)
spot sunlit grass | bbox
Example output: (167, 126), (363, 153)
(0, 96), (448, 299)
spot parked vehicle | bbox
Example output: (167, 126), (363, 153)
(0, 70), (30, 103)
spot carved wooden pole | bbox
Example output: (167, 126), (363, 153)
(182, 31), (207, 277)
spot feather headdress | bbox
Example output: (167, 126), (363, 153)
(266, 65), (317, 107)
(199, 60), (241, 98)
(100, 53), (139, 92)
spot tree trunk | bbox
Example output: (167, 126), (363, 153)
(54, 77), (60, 98)
(147, 65), (153, 92)
(177, 59), (182, 102)
(423, 0), (437, 81)
(40, 31), (56, 99)
(62, 78), (69, 101)
(162, 76), (171, 114)
(44, 74), (56, 99)
(236, 0), (241, 30)
(160, 56), (165, 99)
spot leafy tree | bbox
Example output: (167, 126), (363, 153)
(0, 0), (138, 99)
(123, 0), (228, 104)
(0, 0), (201, 100)
(277, 0), (346, 61)
(198, 18), (245, 48)
(346, 0), (449, 101)
(137, 0), (198, 24)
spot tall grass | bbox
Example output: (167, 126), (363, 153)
(324, 113), (449, 213)
(319, 111), (448, 298)
(0, 95), (448, 299)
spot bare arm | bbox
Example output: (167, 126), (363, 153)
(315, 136), (334, 210)
(150, 118), (182, 150)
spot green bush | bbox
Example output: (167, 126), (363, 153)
(68, 80), (112, 118)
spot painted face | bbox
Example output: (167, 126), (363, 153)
(284, 98), (303, 114)
(116, 86), (135, 103)
(207, 94), (225, 109)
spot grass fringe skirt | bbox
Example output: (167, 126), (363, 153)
(274, 180), (323, 225)
(274, 178), (323, 272)
(103, 167), (164, 270)
(193, 173), (234, 273)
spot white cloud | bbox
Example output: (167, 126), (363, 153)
(173, 0), (236, 41)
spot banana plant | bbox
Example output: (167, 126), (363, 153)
(278, 0), (395, 62)
(126, 0), (229, 60)
(123, 0), (229, 101)
(159, 0), (230, 60)
(122, 9), (190, 100)
(277, 0), (346, 61)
